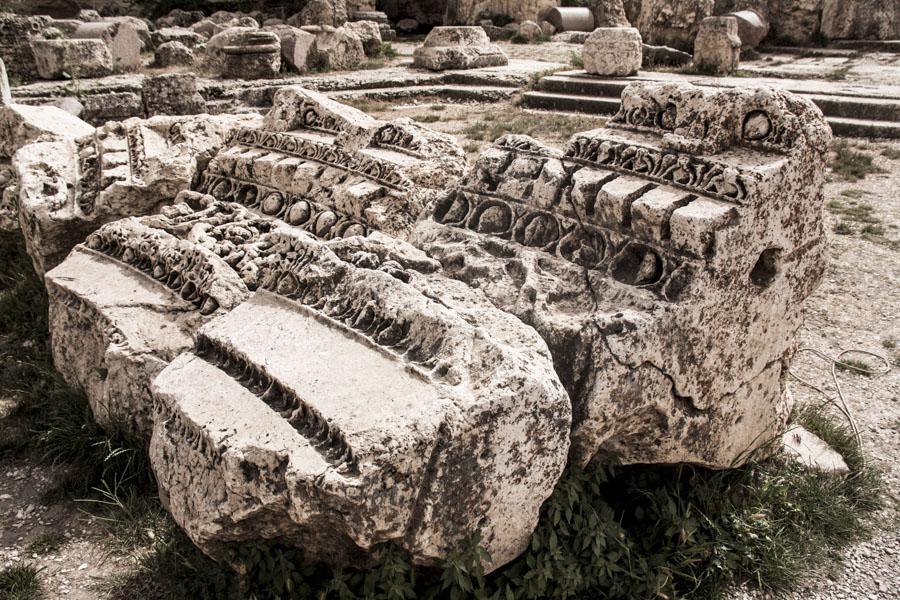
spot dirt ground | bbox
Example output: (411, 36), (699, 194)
(2, 38), (899, 599)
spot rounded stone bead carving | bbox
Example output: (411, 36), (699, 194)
(582, 27), (643, 77)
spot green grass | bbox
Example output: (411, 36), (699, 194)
(835, 358), (877, 376)
(570, 51), (583, 69)
(380, 43), (398, 60)
(462, 109), (604, 144)
(0, 233), (886, 600)
(830, 141), (884, 182)
(0, 564), (42, 600)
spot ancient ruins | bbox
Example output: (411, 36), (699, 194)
(1, 0), (896, 590)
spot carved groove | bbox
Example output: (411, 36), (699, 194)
(194, 334), (359, 472)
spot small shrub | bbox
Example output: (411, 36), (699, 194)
(881, 146), (900, 160)
(833, 222), (854, 235)
(0, 563), (42, 600)
(570, 51), (584, 68)
(380, 43), (398, 59)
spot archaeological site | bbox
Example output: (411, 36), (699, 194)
(0, 1), (898, 599)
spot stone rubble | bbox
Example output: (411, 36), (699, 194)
(413, 26), (508, 71)
(582, 27), (643, 77)
(71, 20), (142, 72)
(31, 38), (114, 80)
(694, 16), (742, 75)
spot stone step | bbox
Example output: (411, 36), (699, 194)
(538, 74), (900, 122)
(537, 74), (629, 97)
(524, 90), (900, 138)
(802, 94), (900, 122)
(330, 84), (518, 102)
(522, 90), (621, 115)
(826, 116), (900, 139)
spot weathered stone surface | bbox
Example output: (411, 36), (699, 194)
(591, 0), (632, 27)
(0, 100), (93, 160)
(768, 0), (822, 45)
(413, 81), (832, 468)
(72, 21), (142, 71)
(104, 16), (153, 52)
(148, 226), (569, 570)
(583, 27), (643, 77)
(156, 9), (204, 29)
(781, 424), (849, 474)
(41, 96), (84, 118)
(143, 73), (206, 116)
(344, 20), (383, 57)
(0, 13), (52, 82)
(221, 30), (282, 79)
(80, 92), (143, 125)
(413, 26), (508, 71)
(31, 38), (114, 80)
(151, 27), (205, 49)
(308, 25), (365, 71)
(154, 41), (194, 67)
(15, 113), (261, 275)
(192, 16), (260, 39)
(694, 16), (742, 75)
(635, 0), (715, 51)
(517, 20), (544, 42)
(288, 0), (349, 28)
(263, 25), (318, 73)
(729, 9), (769, 48)
(0, 58), (10, 106)
(642, 43), (693, 67)
(821, 0), (900, 41)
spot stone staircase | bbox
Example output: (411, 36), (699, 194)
(523, 71), (900, 139)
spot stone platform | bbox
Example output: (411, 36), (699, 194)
(523, 70), (900, 139)
(10, 59), (563, 125)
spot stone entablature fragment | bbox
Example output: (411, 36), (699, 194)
(413, 81), (832, 468)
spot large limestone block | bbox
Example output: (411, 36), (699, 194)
(413, 26), (508, 71)
(635, 0), (714, 51)
(821, 0), (900, 41)
(591, 0), (631, 27)
(143, 225), (569, 570)
(344, 19), (383, 57)
(413, 81), (832, 468)
(694, 16), (742, 75)
(288, 0), (349, 27)
(31, 38), (114, 80)
(729, 9), (769, 48)
(769, 0), (822, 45)
(72, 21), (142, 71)
(198, 86), (466, 240)
(221, 30), (282, 79)
(262, 25), (318, 73)
(154, 41), (194, 67)
(307, 25), (365, 71)
(583, 27), (643, 77)
(151, 27), (205, 49)
(15, 113), (261, 275)
(104, 16), (153, 52)
(1, 102), (93, 160)
(46, 220), (249, 434)
(142, 73), (206, 116)
(0, 13), (53, 82)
